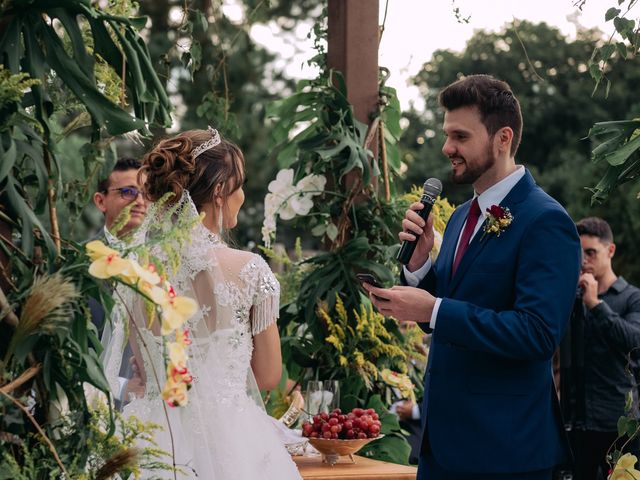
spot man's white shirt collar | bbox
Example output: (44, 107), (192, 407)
(103, 226), (124, 249)
(474, 165), (525, 219)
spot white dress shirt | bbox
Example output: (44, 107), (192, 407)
(403, 166), (526, 329)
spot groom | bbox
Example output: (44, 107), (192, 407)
(365, 75), (581, 479)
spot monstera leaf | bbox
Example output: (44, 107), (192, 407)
(585, 119), (640, 203)
(0, 0), (171, 260)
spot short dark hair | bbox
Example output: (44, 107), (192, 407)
(576, 217), (614, 243)
(438, 74), (523, 157)
(97, 157), (141, 193)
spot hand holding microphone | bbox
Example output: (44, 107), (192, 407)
(397, 178), (443, 269)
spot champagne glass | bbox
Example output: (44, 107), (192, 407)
(323, 380), (340, 412)
(305, 380), (325, 416)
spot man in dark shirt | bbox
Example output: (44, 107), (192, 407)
(575, 217), (640, 480)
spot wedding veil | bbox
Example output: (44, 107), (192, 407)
(100, 191), (273, 412)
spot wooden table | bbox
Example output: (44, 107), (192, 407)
(293, 454), (417, 480)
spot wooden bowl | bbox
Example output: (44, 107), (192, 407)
(306, 435), (384, 465)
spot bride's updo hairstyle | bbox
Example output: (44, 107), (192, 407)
(140, 129), (245, 212)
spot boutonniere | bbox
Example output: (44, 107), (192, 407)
(481, 204), (513, 241)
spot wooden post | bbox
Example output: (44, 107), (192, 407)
(327, 1), (380, 247)
(327, 0), (380, 126)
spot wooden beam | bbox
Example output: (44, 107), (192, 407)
(327, 0), (380, 125)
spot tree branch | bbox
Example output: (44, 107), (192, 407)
(0, 285), (18, 327)
(0, 389), (68, 476)
(0, 364), (42, 394)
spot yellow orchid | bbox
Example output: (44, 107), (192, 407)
(130, 261), (161, 286)
(143, 284), (169, 305)
(176, 329), (192, 347)
(86, 240), (117, 262)
(610, 454), (640, 480)
(162, 379), (188, 407)
(159, 294), (198, 335)
(86, 240), (133, 283)
(168, 341), (187, 368)
(86, 240), (199, 407)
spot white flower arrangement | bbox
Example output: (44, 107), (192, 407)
(262, 169), (326, 247)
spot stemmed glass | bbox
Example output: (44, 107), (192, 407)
(323, 380), (340, 412)
(304, 380), (340, 415)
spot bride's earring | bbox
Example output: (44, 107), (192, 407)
(218, 207), (224, 234)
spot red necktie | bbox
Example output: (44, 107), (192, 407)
(452, 197), (481, 276)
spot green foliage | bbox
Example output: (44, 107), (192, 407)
(0, 0), (172, 264)
(263, 16), (420, 464)
(0, 66), (39, 106)
(584, 0), (640, 96)
(607, 348), (640, 473)
(0, 0), (175, 475)
(576, 1), (640, 207)
(0, 403), (171, 479)
(584, 119), (640, 203)
(0, 242), (123, 476)
(261, 238), (307, 306)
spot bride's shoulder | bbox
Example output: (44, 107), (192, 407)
(217, 248), (271, 274)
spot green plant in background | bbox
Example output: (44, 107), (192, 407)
(584, 119), (640, 204)
(0, 400), (171, 479)
(262, 15), (454, 465)
(319, 295), (410, 389)
(581, 0), (640, 203)
(0, 0), (172, 260)
(0, 0), (172, 476)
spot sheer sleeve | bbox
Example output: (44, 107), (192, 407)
(249, 255), (280, 336)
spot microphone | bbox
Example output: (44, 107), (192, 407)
(396, 178), (443, 265)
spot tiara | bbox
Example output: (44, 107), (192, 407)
(192, 126), (221, 159)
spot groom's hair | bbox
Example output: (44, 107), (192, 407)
(576, 217), (614, 244)
(439, 74), (523, 157)
(97, 157), (141, 193)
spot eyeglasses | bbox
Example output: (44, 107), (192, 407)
(104, 186), (145, 200)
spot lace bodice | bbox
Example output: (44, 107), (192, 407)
(134, 249), (280, 403)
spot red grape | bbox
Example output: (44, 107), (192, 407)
(302, 406), (381, 439)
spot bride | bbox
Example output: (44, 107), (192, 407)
(102, 127), (302, 479)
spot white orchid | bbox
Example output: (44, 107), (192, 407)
(268, 169), (294, 193)
(297, 173), (327, 193)
(262, 169), (326, 247)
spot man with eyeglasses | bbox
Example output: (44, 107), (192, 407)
(93, 157), (147, 239)
(91, 157), (147, 406)
(567, 217), (640, 480)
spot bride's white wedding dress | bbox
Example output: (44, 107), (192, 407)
(101, 193), (301, 479)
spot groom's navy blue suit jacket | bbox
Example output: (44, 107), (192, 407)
(411, 170), (581, 474)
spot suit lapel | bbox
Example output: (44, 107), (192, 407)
(445, 170), (536, 296)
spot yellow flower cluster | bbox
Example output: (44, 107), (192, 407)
(319, 295), (409, 389)
(609, 454), (640, 480)
(86, 240), (198, 407)
(485, 216), (512, 234)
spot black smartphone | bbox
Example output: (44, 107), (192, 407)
(356, 273), (382, 288)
